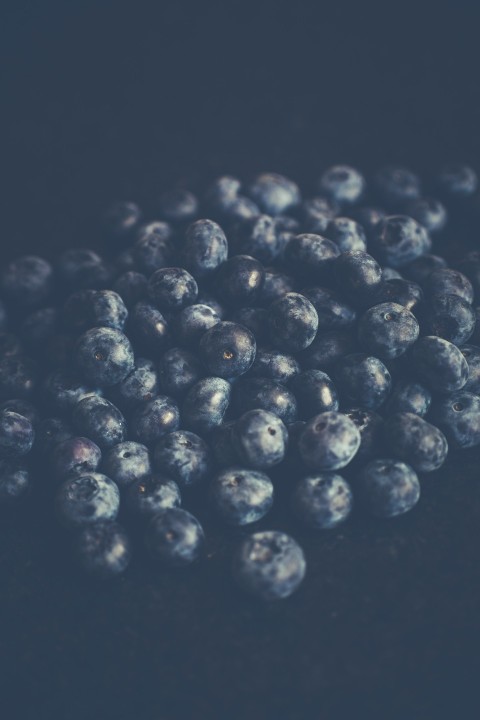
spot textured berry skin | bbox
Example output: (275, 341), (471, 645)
(0, 399), (39, 427)
(233, 215), (281, 263)
(102, 441), (151, 488)
(246, 172), (301, 216)
(211, 467), (274, 525)
(412, 336), (468, 393)
(130, 396), (180, 445)
(182, 219), (228, 277)
(56, 473), (120, 527)
(334, 251), (383, 302)
(384, 412), (448, 472)
(133, 221), (173, 275)
(358, 302), (419, 360)
(319, 165), (365, 205)
(232, 378), (298, 423)
(64, 289), (128, 332)
(298, 412), (361, 471)
(75, 521), (132, 577)
(292, 473), (353, 529)
(343, 408), (383, 461)
(384, 379), (432, 418)
(335, 354), (392, 410)
(223, 196), (260, 223)
(429, 392), (480, 449)
(300, 196), (338, 234)
(113, 271), (148, 308)
(374, 166), (421, 208)
(103, 200), (141, 239)
(174, 304), (220, 347)
(0, 255), (53, 308)
(35, 417), (74, 456)
(0, 410), (34, 457)
(112, 358), (159, 410)
(301, 330), (357, 371)
(205, 175), (241, 214)
(147, 267), (198, 313)
(199, 321), (256, 378)
(284, 234), (340, 279)
(291, 370), (339, 418)
(423, 269), (474, 304)
(359, 458), (420, 517)
(403, 254), (448, 284)
(159, 189), (198, 224)
(373, 215), (431, 268)
(215, 255), (265, 307)
(302, 286), (356, 331)
(233, 530), (306, 601)
(405, 197), (447, 233)
(233, 409), (287, 469)
(0, 354), (37, 401)
(52, 436), (102, 481)
(182, 377), (231, 434)
(0, 460), (31, 503)
(158, 348), (203, 398)
(267, 292), (318, 353)
(461, 345), (480, 394)
(127, 474), (181, 518)
(146, 508), (204, 567)
(437, 164), (478, 198)
(129, 302), (171, 354)
(325, 217), (367, 252)
(372, 278), (423, 312)
(154, 430), (211, 488)
(42, 370), (100, 414)
(248, 350), (300, 384)
(419, 294), (475, 346)
(76, 327), (134, 387)
(73, 396), (126, 450)
(57, 248), (111, 291)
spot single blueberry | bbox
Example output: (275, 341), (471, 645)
(215, 255), (265, 307)
(111, 357), (159, 410)
(182, 219), (228, 277)
(154, 430), (211, 488)
(211, 467), (274, 525)
(129, 301), (171, 354)
(412, 336), (469, 393)
(0, 460), (31, 503)
(284, 234), (340, 280)
(76, 521), (132, 577)
(298, 411), (360, 471)
(147, 267), (198, 313)
(384, 412), (448, 472)
(199, 321), (256, 379)
(233, 409), (287, 469)
(130, 396), (180, 446)
(299, 196), (338, 234)
(103, 201), (142, 239)
(232, 215), (281, 263)
(334, 251), (383, 302)
(358, 302), (419, 360)
(0, 399), (39, 427)
(359, 458), (420, 517)
(146, 508), (204, 567)
(373, 215), (431, 268)
(335, 354), (392, 410)
(133, 222), (173, 275)
(374, 166), (421, 208)
(158, 347), (204, 398)
(0, 410), (34, 458)
(247, 349), (300, 385)
(51, 436), (102, 481)
(267, 292), (318, 353)
(159, 189), (198, 224)
(437, 164), (478, 198)
(292, 473), (353, 529)
(319, 165), (365, 205)
(246, 172), (301, 216)
(405, 197), (447, 233)
(429, 392), (480, 449)
(127, 474), (181, 518)
(291, 370), (339, 418)
(174, 304), (221, 347)
(75, 327), (134, 387)
(182, 377), (231, 435)
(384, 378), (432, 417)
(56, 473), (120, 527)
(324, 217), (367, 253)
(72, 395), (126, 450)
(102, 441), (151, 488)
(232, 377), (298, 423)
(423, 269), (474, 304)
(302, 286), (356, 331)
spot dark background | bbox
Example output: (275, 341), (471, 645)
(2, 1), (480, 718)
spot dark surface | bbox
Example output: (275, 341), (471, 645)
(2, 2), (480, 718)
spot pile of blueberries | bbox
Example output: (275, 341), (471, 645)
(1, 163), (480, 600)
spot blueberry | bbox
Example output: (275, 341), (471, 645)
(334, 251), (383, 302)
(222, 196), (260, 223)
(158, 347), (204, 398)
(133, 222), (173, 275)
(302, 286), (356, 331)
(182, 377), (231, 434)
(300, 330), (357, 371)
(371, 278), (424, 312)
(0, 354), (37, 400)
(266, 292), (318, 353)
(103, 201), (142, 240)
(291, 370), (339, 418)
(299, 196), (338, 234)
(210, 421), (238, 467)
(0, 411), (34, 458)
(229, 307), (268, 338)
(248, 349), (300, 384)
(384, 412), (448, 472)
(437, 164), (478, 198)
(403, 254), (448, 284)
(384, 378), (432, 417)
(350, 206), (386, 235)
(460, 345), (480, 393)
(359, 458), (420, 517)
(127, 474), (181, 518)
(73, 395), (126, 450)
(298, 411), (360, 471)
(284, 234), (340, 280)
(154, 430), (211, 488)
(233, 530), (306, 600)
(76, 521), (131, 577)
(405, 197), (447, 233)
(35, 417), (74, 457)
(358, 302), (419, 360)
(75, 327), (134, 387)
(159, 189), (198, 224)
(56, 473), (120, 527)
(324, 217), (367, 252)
(343, 407), (383, 461)
(182, 219), (228, 277)
(0, 460), (31, 503)
(423, 269), (474, 304)
(204, 175), (241, 213)
(246, 172), (300, 216)
(174, 304), (221, 347)
(0, 399), (39, 427)
(102, 441), (151, 488)
(130, 396), (180, 445)
(129, 301), (171, 354)
(260, 268), (296, 305)
(112, 271), (148, 308)
(211, 467), (274, 525)
(232, 409), (287, 469)
(232, 377), (297, 423)
(199, 321), (256, 378)
(429, 392), (480, 449)
(412, 336), (468, 393)
(196, 292), (225, 319)
(335, 354), (392, 409)
(66, 289), (129, 331)
(319, 165), (365, 205)
(0, 255), (53, 308)
(111, 357), (159, 410)
(147, 267), (198, 313)
(292, 473), (353, 529)
(233, 215), (281, 263)
(418, 295), (475, 346)
(374, 166), (421, 208)
(215, 255), (265, 307)
(146, 508), (204, 567)
(373, 216), (431, 268)
(57, 248), (111, 290)
(51, 436), (102, 481)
